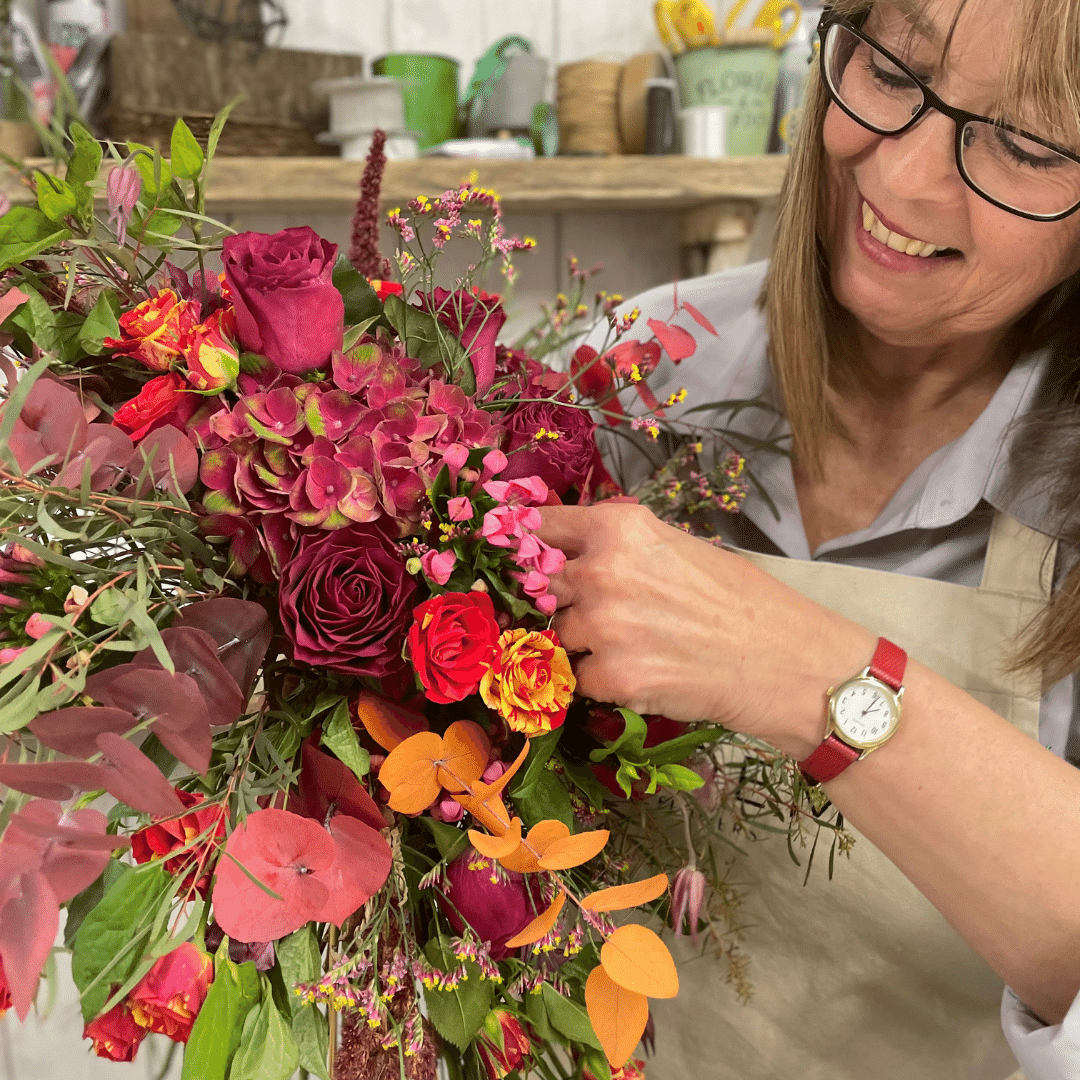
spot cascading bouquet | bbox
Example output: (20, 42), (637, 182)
(0, 121), (834, 1080)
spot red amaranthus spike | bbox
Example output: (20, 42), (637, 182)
(349, 129), (393, 279)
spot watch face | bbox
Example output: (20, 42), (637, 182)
(831, 679), (900, 749)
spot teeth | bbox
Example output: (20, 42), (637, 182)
(862, 201), (947, 257)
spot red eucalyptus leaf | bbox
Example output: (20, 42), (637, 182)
(130, 424), (199, 496)
(172, 598), (272, 701)
(87, 669), (212, 775)
(28, 706), (137, 758)
(212, 808), (335, 943)
(0, 760), (108, 801)
(646, 318), (697, 364)
(292, 739), (385, 832)
(681, 301), (718, 336)
(320, 815), (392, 926)
(129, 627), (244, 728)
(0, 869), (58, 1020)
(55, 424), (134, 490)
(94, 734), (187, 816)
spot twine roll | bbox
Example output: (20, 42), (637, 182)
(557, 59), (623, 155)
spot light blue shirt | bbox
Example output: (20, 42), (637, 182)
(599, 260), (1079, 1078)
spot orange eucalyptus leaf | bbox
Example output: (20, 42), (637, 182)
(354, 692), (428, 751)
(378, 731), (443, 790)
(480, 740), (531, 798)
(386, 773), (443, 814)
(468, 817), (523, 859)
(537, 829), (610, 870)
(437, 720), (491, 793)
(451, 741), (530, 836)
(504, 891), (567, 949)
(501, 820), (571, 873)
(581, 874), (669, 913)
(585, 964), (650, 1068)
(600, 924), (679, 999)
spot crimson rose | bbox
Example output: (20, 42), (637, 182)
(498, 400), (598, 496)
(222, 227), (344, 375)
(279, 522), (416, 677)
(420, 287), (506, 397)
(112, 372), (199, 442)
(408, 591), (500, 704)
(442, 850), (539, 959)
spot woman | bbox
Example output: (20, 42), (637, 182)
(538, 1), (1080, 1077)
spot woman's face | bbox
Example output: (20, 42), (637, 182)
(823, 0), (1080, 350)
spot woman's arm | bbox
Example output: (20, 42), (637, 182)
(537, 502), (1080, 1025)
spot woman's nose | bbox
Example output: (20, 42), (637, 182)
(876, 110), (964, 204)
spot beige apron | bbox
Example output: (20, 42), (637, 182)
(648, 511), (1056, 1080)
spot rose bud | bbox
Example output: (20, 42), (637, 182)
(477, 1010), (532, 1080)
(127, 942), (213, 1044)
(83, 1001), (147, 1062)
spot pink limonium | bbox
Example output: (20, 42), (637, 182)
(447, 496), (474, 522)
(106, 164), (142, 246)
(672, 866), (707, 945)
(421, 549), (456, 586)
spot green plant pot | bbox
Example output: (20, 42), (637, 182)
(674, 45), (780, 156)
(372, 53), (460, 151)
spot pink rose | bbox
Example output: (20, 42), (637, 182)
(127, 943), (213, 1044)
(222, 227), (344, 375)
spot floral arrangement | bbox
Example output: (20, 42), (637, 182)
(0, 120), (834, 1080)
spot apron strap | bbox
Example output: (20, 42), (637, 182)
(980, 510), (1058, 601)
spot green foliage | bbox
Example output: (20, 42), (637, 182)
(170, 118), (205, 181)
(71, 862), (173, 1022)
(512, 767), (573, 829)
(333, 256), (385, 327)
(10, 285), (84, 362)
(0, 207), (72, 271)
(64, 122), (102, 231)
(422, 816), (471, 863)
(182, 943), (262, 1080)
(63, 858), (127, 948)
(422, 936), (495, 1049)
(383, 293), (476, 393)
(35, 172), (78, 222)
(228, 977), (301, 1080)
(540, 984), (603, 1051)
(78, 290), (122, 355)
(276, 927), (329, 1080)
(321, 698), (370, 779)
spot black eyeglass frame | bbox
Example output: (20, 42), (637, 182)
(817, 9), (1080, 222)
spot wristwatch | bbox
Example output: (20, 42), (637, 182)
(798, 637), (907, 785)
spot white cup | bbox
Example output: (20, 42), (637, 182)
(679, 105), (729, 158)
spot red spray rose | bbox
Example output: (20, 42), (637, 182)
(182, 307), (240, 391)
(441, 850), (539, 959)
(112, 371), (199, 442)
(222, 227), (344, 374)
(84, 1001), (147, 1062)
(127, 942), (213, 1043)
(408, 592), (501, 704)
(103, 289), (201, 372)
(131, 787), (227, 896)
(498, 401), (597, 496)
(278, 521), (417, 678)
(478, 1010), (533, 1080)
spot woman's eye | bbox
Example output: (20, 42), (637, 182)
(992, 127), (1065, 170)
(866, 54), (920, 92)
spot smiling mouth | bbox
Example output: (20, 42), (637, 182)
(861, 201), (961, 258)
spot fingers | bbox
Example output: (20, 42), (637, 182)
(535, 505), (595, 558)
(550, 606), (590, 653)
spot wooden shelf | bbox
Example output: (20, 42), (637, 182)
(4, 155), (788, 214)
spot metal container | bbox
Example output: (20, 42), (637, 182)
(481, 52), (548, 133)
(372, 53), (459, 151)
(644, 77), (678, 155)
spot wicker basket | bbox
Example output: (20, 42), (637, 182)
(107, 31), (364, 156)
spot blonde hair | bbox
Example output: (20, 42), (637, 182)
(761, 0), (1080, 678)
(761, 0), (1080, 476)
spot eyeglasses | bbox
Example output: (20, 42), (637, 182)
(818, 12), (1080, 221)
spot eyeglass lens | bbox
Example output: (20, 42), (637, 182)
(823, 22), (1080, 218)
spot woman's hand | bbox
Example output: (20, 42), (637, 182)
(536, 503), (875, 758)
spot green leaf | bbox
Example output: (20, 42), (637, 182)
(228, 980), (300, 1080)
(383, 292), (474, 391)
(581, 1050), (614, 1080)
(63, 858), (127, 948)
(35, 172), (78, 222)
(320, 699), (370, 779)
(0, 206), (72, 270)
(509, 728), (561, 800)
(0, 673), (41, 734)
(78, 290), (122, 355)
(276, 927), (330, 1079)
(65, 122), (102, 230)
(511, 767), (573, 830)
(589, 708), (649, 763)
(640, 726), (728, 768)
(170, 118), (205, 180)
(292, 1001), (330, 1080)
(10, 286), (82, 362)
(421, 816), (470, 863)
(71, 863), (172, 1022)
(560, 758), (609, 812)
(654, 763), (705, 792)
(205, 96), (243, 168)
(540, 984), (604, 1051)
(524, 989), (556, 1044)
(422, 936), (494, 1050)
(341, 315), (379, 351)
(89, 587), (134, 627)
(182, 945), (262, 1080)
(332, 255), (384, 327)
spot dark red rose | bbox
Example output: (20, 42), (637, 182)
(498, 401), (598, 496)
(408, 592), (500, 704)
(441, 850), (539, 959)
(112, 372), (199, 442)
(83, 1001), (147, 1062)
(131, 787), (227, 896)
(222, 227), (344, 375)
(279, 521), (417, 678)
(420, 288), (506, 397)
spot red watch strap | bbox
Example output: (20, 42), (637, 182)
(869, 637), (906, 691)
(799, 734), (861, 784)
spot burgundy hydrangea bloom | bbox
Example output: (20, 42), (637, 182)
(278, 520), (417, 678)
(497, 400), (598, 496)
